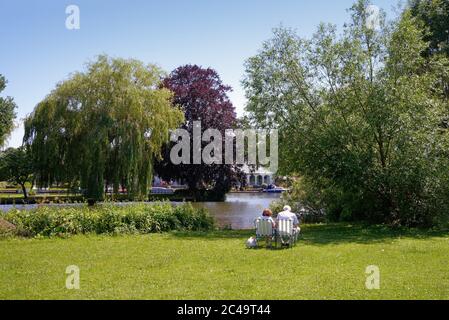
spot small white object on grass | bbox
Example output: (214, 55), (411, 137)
(246, 237), (257, 249)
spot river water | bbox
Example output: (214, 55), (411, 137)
(0, 193), (281, 230)
(192, 193), (281, 230)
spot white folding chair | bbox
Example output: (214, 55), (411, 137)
(255, 218), (275, 248)
(276, 218), (297, 248)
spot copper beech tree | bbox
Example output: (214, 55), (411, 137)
(154, 65), (239, 200)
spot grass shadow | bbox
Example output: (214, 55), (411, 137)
(167, 223), (449, 246)
(297, 223), (449, 246)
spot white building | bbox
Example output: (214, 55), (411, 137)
(242, 165), (275, 187)
(153, 165), (275, 189)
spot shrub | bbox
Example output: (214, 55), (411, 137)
(3, 202), (215, 237)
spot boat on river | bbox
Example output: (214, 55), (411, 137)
(263, 185), (288, 193)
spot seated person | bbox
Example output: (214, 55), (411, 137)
(253, 209), (276, 247)
(255, 209), (276, 228)
(276, 205), (300, 240)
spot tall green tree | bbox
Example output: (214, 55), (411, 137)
(0, 75), (17, 147)
(24, 56), (184, 200)
(243, 0), (449, 226)
(410, 0), (449, 57)
(410, 0), (449, 105)
(0, 147), (33, 198)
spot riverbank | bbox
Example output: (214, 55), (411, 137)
(0, 189), (273, 205)
(1, 223), (448, 300)
(0, 193), (282, 230)
(0, 194), (194, 205)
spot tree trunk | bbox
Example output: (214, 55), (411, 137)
(20, 183), (28, 199)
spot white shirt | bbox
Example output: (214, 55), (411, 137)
(277, 210), (299, 225)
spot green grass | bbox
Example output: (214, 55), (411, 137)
(1, 223), (448, 300)
(0, 193), (73, 198)
(0, 194), (83, 205)
(0, 194), (24, 199)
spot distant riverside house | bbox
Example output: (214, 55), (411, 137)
(153, 165), (275, 189)
(242, 164), (274, 187)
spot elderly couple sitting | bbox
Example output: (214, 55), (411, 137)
(256, 205), (301, 243)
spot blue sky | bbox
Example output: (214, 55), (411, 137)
(0, 0), (397, 148)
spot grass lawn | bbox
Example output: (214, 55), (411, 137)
(1, 223), (448, 300)
(0, 194), (26, 199)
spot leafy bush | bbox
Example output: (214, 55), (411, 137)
(3, 202), (214, 237)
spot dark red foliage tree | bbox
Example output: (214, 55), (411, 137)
(155, 65), (239, 200)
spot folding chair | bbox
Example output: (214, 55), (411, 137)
(255, 218), (275, 249)
(276, 218), (297, 248)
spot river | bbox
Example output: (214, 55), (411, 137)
(0, 193), (281, 230)
(192, 193), (281, 229)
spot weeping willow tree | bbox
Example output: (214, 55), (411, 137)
(24, 55), (184, 200)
